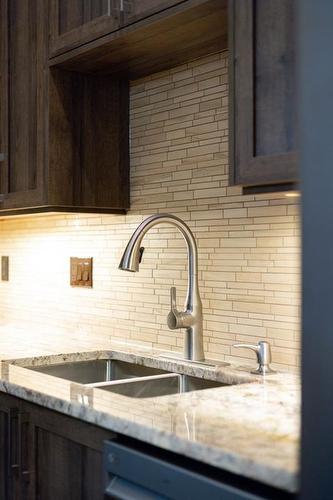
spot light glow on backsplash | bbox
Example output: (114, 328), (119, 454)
(284, 192), (301, 198)
(0, 52), (301, 370)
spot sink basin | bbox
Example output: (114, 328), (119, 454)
(28, 359), (168, 384)
(27, 357), (231, 399)
(94, 373), (225, 398)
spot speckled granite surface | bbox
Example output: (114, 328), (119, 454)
(0, 328), (300, 493)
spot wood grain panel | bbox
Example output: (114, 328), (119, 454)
(0, 1), (9, 199)
(48, 68), (129, 209)
(50, 0), (120, 56)
(0, 0), (47, 211)
(36, 428), (83, 500)
(0, 410), (8, 499)
(254, 0), (296, 156)
(82, 447), (105, 499)
(58, 0), (110, 34)
(79, 75), (129, 208)
(229, 0), (298, 188)
(8, 0), (37, 193)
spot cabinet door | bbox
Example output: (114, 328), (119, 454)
(0, 0), (46, 211)
(229, 0), (297, 188)
(34, 429), (107, 500)
(35, 428), (84, 499)
(121, 0), (186, 26)
(33, 427), (106, 499)
(49, 0), (121, 56)
(27, 404), (115, 500)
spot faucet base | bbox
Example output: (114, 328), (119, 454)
(183, 326), (204, 362)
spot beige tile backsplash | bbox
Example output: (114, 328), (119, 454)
(0, 52), (301, 370)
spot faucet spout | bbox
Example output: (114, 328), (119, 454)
(119, 214), (204, 361)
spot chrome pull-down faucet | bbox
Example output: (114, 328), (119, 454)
(119, 214), (204, 362)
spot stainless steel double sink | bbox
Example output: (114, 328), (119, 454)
(28, 359), (225, 399)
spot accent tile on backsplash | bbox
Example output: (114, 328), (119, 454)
(0, 51), (300, 370)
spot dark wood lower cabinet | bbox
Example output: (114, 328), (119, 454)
(0, 393), (115, 500)
(32, 412), (111, 500)
(0, 409), (6, 499)
(0, 406), (10, 499)
(0, 398), (22, 500)
(35, 429), (86, 499)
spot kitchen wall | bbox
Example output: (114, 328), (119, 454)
(0, 51), (301, 370)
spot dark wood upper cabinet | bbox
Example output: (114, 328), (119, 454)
(0, 0), (129, 216)
(49, 0), (121, 56)
(49, 0), (185, 58)
(47, 68), (129, 213)
(0, 0), (46, 211)
(49, 0), (227, 82)
(229, 0), (298, 189)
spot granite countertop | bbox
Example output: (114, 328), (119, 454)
(0, 328), (300, 493)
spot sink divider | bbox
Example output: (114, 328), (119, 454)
(86, 372), (181, 389)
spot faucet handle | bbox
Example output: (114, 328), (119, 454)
(167, 287), (182, 330)
(167, 287), (178, 330)
(170, 286), (177, 311)
(233, 341), (276, 375)
(167, 287), (193, 331)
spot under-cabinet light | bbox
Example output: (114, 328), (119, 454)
(284, 191), (301, 198)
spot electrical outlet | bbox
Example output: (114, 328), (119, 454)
(1, 256), (9, 281)
(70, 257), (93, 287)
